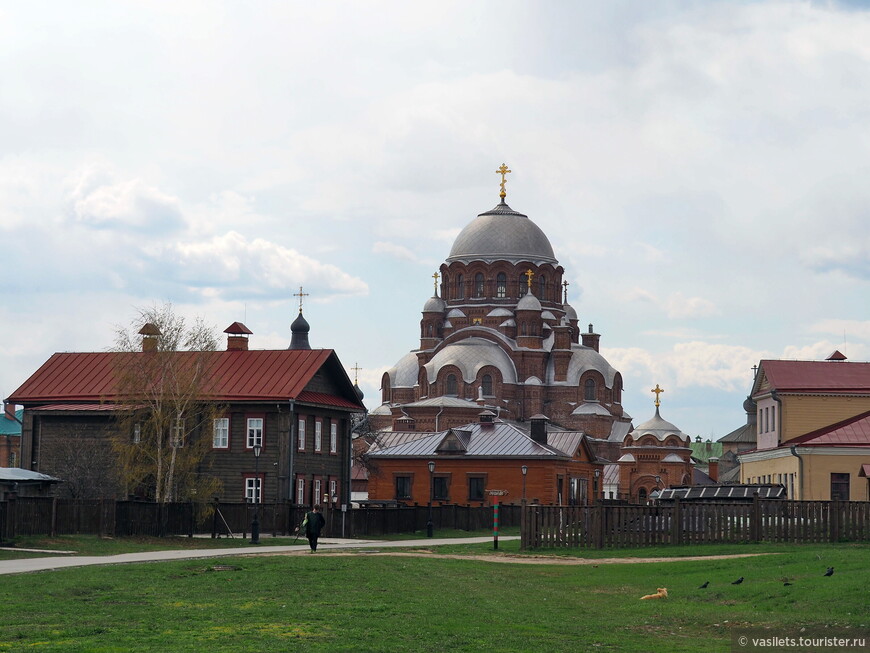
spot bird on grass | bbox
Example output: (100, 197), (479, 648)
(824, 567), (834, 577)
(783, 582), (793, 586)
(698, 581), (709, 589)
(731, 577), (744, 585)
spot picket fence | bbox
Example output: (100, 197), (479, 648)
(520, 498), (870, 549)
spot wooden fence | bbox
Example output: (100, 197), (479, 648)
(0, 497), (520, 541)
(521, 498), (870, 549)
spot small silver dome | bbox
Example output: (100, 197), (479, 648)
(563, 302), (578, 321)
(423, 295), (446, 313)
(446, 201), (558, 265)
(516, 291), (542, 312)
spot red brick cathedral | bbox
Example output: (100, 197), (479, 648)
(370, 166), (631, 439)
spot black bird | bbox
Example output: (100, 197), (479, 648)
(783, 582), (793, 586)
(824, 567), (834, 577)
(731, 577), (744, 585)
(699, 581), (709, 589)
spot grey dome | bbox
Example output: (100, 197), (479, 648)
(423, 337), (518, 384)
(517, 291), (542, 312)
(546, 345), (620, 387)
(563, 302), (578, 321)
(446, 201), (558, 265)
(631, 407), (688, 442)
(423, 295), (446, 313)
(386, 351), (421, 388)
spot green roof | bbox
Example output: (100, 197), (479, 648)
(0, 409), (23, 436)
(690, 441), (723, 462)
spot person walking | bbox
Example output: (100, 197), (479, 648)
(304, 504), (326, 553)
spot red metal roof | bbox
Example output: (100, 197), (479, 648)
(759, 360), (870, 393)
(7, 349), (365, 410)
(297, 390), (363, 410)
(789, 410), (870, 446)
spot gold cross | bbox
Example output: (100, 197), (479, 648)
(524, 268), (535, 288)
(562, 280), (569, 303)
(496, 163), (511, 199)
(651, 384), (664, 408)
(293, 286), (309, 313)
(432, 272), (440, 294)
(350, 362), (362, 385)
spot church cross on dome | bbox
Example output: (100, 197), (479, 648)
(524, 268), (534, 289)
(651, 383), (665, 408)
(350, 362), (361, 385)
(562, 280), (569, 303)
(496, 163), (511, 199)
(293, 286), (309, 313)
(432, 272), (440, 294)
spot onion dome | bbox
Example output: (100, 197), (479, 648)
(563, 302), (578, 321)
(423, 295), (446, 313)
(289, 311), (311, 350)
(446, 201), (557, 265)
(516, 289), (542, 312)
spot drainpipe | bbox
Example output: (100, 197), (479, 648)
(434, 405), (445, 431)
(789, 445), (803, 501)
(288, 400), (296, 503)
(771, 390), (783, 443)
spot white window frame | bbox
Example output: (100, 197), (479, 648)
(329, 479), (337, 501)
(133, 423), (141, 444)
(172, 416), (185, 448)
(245, 477), (262, 504)
(315, 421), (322, 452)
(213, 417), (229, 448)
(296, 478), (305, 504)
(314, 479), (322, 504)
(247, 417), (263, 449)
(297, 418), (306, 451)
(330, 422), (337, 453)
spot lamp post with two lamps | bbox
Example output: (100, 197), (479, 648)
(250, 443), (262, 544)
(427, 461), (435, 538)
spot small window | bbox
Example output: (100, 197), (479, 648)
(315, 421), (322, 452)
(468, 476), (485, 502)
(296, 477), (305, 504)
(482, 374), (493, 397)
(298, 418), (306, 451)
(245, 477), (261, 504)
(213, 418), (229, 448)
(539, 275), (546, 301)
(496, 273), (507, 298)
(474, 273), (484, 298)
(584, 378), (597, 401)
(247, 417), (263, 449)
(638, 487), (647, 504)
(9, 451), (17, 467)
(314, 479), (322, 504)
(456, 274), (464, 299)
(329, 479), (337, 502)
(831, 473), (850, 501)
(395, 475), (412, 500)
(330, 422), (338, 453)
(433, 476), (449, 501)
(446, 374), (458, 396)
(133, 423), (142, 444)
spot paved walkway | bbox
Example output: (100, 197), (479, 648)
(0, 536), (519, 576)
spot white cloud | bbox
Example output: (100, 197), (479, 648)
(665, 293), (719, 319)
(372, 241), (419, 263)
(159, 231), (368, 301)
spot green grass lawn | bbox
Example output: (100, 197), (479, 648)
(1, 541), (867, 652)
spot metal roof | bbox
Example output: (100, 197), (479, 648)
(656, 484), (786, 500)
(0, 468), (60, 483)
(788, 409), (870, 446)
(368, 420), (570, 459)
(718, 422), (756, 444)
(7, 349), (364, 409)
(756, 359), (870, 394)
(0, 409), (23, 435)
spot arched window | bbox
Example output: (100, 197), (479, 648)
(521, 322), (527, 336)
(474, 273), (485, 298)
(456, 274), (464, 299)
(614, 377), (622, 403)
(638, 488), (648, 504)
(539, 275), (546, 301)
(584, 378), (597, 401)
(496, 273), (507, 298)
(427, 324), (433, 337)
(482, 374), (493, 396)
(446, 374), (458, 396)
(442, 273), (448, 299)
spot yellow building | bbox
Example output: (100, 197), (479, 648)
(739, 354), (870, 501)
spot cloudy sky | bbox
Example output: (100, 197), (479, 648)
(2, 1), (869, 438)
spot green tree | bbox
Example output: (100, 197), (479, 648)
(111, 302), (223, 503)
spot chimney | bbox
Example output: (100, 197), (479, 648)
(4, 402), (16, 421)
(708, 457), (719, 483)
(224, 322), (253, 351)
(529, 414), (549, 445)
(479, 409), (496, 428)
(581, 324), (600, 352)
(395, 415), (416, 431)
(138, 323), (161, 352)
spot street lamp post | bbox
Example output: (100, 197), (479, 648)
(250, 444), (262, 544)
(594, 468), (601, 502)
(427, 461), (435, 538)
(521, 465), (528, 503)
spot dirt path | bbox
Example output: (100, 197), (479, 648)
(295, 551), (777, 565)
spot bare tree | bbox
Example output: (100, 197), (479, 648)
(111, 302), (223, 503)
(49, 425), (121, 499)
